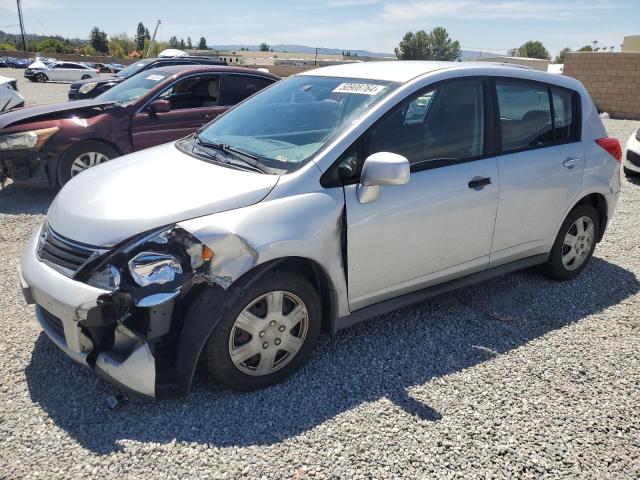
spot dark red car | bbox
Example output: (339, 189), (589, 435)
(0, 65), (278, 187)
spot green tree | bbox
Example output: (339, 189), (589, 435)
(555, 47), (571, 63)
(37, 38), (64, 53)
(259, 42), (270, 52)
(109, 33), (135, 56)
(427, 26), (461, 61)
(197, 37), (207, 50)
(143, 39), (169, 57)
(0, 42), (16, 50)
(395, 27), (461, 61)
(395, 30), (431, 59)
(89, 26), (109, 54)
(135, 22), (147, 51)
(186, 36), (193, 49)
(169, 36), (179, 48)
(578, 45), (593, 52)
(510, 40), (550, 60)
(179, 38), (185, 50)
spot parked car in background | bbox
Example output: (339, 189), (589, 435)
(624, 128), (640, 177)
(17, 62), (621, 397)
(68, 56), (227, 100)
(12, 58), (30, 69)
(0, 57), (11, 68)
(24, 61), (99, 83)
(106, 63), (124, 73)
(1, 65), (277, 187)
(0, 75), (24, 112)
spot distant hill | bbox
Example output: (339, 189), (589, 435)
(210, 43), (501, 61)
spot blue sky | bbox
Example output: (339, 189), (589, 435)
(0, 0), (636, 57)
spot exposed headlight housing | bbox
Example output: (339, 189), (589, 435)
(88, 264), (121, 291)
(0, 127), (59, 151)
(129, 252), (182, 287)
(79, 82), (98, 94)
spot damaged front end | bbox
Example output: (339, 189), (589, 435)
(27, 223), (216, 398)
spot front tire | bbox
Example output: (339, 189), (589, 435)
(81, 74), (92, 80)
(545, 204), (599, 281)
(35, 73), (47, 83)
(57, 141), (118, 186)
(194, 271), (321, 391)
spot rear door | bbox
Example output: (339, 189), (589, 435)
(130, 73), (226, 151)
(490, 78), (584, 266)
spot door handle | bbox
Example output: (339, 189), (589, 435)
(468, 176), (491, 190)
(563, 157), (582, 169)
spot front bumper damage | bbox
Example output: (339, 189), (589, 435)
(0, 149), (52, 187)
(19, 228), (181, 398)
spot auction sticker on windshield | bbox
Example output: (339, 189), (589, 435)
(145, 74), (165, 81)
(332, 83), (387, 95)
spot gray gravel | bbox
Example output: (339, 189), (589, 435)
(1, 112), (639, 477)
(1, 67), (109, 106)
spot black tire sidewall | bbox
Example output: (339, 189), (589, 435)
(57, 141), (118, 187)
(546, 204), (600, 281)
(202, 271), (322, 391)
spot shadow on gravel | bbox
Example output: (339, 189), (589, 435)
(25, 256), (639, 453)
(0, 183), (55, 215)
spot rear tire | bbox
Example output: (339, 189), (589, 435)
(192, 271), (321, 391)
(57, 141), (118, 186)
(545, 204), (599, 281)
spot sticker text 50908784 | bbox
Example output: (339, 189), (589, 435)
(332, 83), (387, 95)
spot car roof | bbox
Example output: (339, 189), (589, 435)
(300, 60), (573, 85)
(153, 64), (280, 80)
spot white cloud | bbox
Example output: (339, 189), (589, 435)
(383, 0), (619, 21)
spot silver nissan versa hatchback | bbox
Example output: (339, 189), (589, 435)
(19, 61), (622, 397)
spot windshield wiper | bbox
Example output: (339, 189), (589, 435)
(193, 134), (271, 174)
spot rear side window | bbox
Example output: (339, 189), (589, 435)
(496, 80), (553, 152)
(220, 75), (274, 105)
(367, 79), (485, 169)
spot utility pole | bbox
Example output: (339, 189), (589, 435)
(146, 19), (161, 58)
(16, 0), (26, 51)
(315, 47), (318, 66)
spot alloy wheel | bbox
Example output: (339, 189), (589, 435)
(70, 151), (110, 177)
(228, 290), (309, 376)
(561, 215), (594, 271)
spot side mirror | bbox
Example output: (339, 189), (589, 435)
(357, 152), (410, 204)
(148, 99), (171, 115)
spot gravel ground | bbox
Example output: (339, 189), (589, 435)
(1, 67), (108, 106)
(0, 120), (639, 479)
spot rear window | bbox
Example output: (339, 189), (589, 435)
(496, 78), (579, 153)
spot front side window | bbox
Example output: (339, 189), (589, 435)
(367, 79), (485, 168)
(496, 79), (553, 152)
(157, 75), (220, 109)
(196, 75), (398, 171)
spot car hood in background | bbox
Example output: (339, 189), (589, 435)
(46, 143), (280, 246)
(0, 100), (117, 129)
(0, 75), (17, 85)
(70, 76), (121, 88)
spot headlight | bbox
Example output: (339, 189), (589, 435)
(79, 82), (98, 94)
(129, 252), (183, 287)
(0, 127), (59, 151)
(87, 264), (121, 291)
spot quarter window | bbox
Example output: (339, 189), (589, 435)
(367, 79), (485, 168)
(551, 87), (576, 142)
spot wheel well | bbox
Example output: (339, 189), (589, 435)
(575, 193), (607, 242)
(235, 257), (337, 335)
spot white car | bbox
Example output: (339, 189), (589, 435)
(623, 128), (640, 177)
(24, 61), (99, 83)
(0, 75), (24, 112)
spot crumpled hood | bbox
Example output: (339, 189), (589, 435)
(46, 143), (279, 246)
(0, 99), (116, 129)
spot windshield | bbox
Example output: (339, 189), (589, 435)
(196, 75), (398, 172)
(95, 70), (170, 105)
(115, 59), (152, 78)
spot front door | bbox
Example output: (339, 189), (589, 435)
(490, 79), (585, 266)
(344, 78), (500, 310)
(130, 74), (227, 151)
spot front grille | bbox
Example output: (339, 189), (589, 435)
(627, 149), (640, 168)
(39, 307), (65, 340)
(37, 225), (106, 276)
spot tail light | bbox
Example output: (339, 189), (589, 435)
(595, 137), (622, 162)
